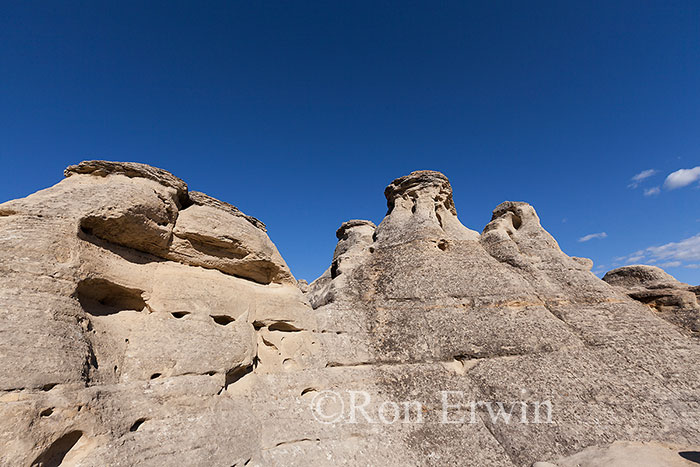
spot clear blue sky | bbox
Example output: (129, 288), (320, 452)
(1, 1), (698, 284)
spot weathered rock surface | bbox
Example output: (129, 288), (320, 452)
(1, 164), (698, 466)
(308, 170), (700, 466)
(603, 265), (700, 335)
(0, 161), (312, 466)
(538, 441), (700, 466)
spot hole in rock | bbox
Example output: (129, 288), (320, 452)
(225, 364), (253, 388)
(150, 373), (161, 379)
(41, 383), (57, 391)
(300, 388), (316, 396)
(437, 239), (448, 251)
(40, 408), (54, 417)
(435, 209), (444, 228)
(510, 212), (522, 229)
(261, 336), (277, 348)
(31, 430), (83, 467)
(211, 315), (235, 326)
(74, 279), (146, 316)
(88, 352), (99, 370)
(268, 322), (302, 332)
(171, 311), (189, 319)
(129, 418), (147, 432)
(330, 260), (340, 279)
(679, 452), (700, 464)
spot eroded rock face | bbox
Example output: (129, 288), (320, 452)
(603, 265), (700, 335)
(308, 170), (700, 466)
(376, 170), (479, 246)
(306, 219), (376, 309)
(0, 161), (313, 466)
(1, 165), (698, 466)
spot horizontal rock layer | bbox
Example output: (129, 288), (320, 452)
(0, 165), (698, 466)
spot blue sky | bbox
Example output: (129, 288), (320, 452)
(1, 1), (698, 284)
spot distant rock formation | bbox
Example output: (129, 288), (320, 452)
(0, 164), (698, 466)
(603, 265), (700, 335)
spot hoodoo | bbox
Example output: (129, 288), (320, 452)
(0, 163), (698, 466)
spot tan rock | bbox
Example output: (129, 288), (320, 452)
(0, 161), (314, 466)
(308, 170), (699, 466)
(1, 164), (698, 466)
(604, 265), (700, 334)
(168, 203), (294, 284)
(375, 170), (479, 246)
(65, 159), (189, 204)
(544, 441), (700, 467)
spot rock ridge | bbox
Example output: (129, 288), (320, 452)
(0, 164), (698, 466)
(65, 160), (189, 205)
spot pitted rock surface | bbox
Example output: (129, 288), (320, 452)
(604, 265), (700, 335)
(1, 163), (698, 466)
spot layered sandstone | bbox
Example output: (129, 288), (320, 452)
(0, 164), (698, 466)
(0, 161), (313, 466)
(603, 265), (700, 335)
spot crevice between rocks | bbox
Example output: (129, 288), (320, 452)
(31, 430), (84, 467)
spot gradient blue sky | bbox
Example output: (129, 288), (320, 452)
(1, 1), (699, 283)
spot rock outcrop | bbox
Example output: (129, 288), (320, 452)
(603, 265), (700, 335)
(0, 165), (698, 466)
(307, 170), (700, 466)
(0, 161), (312, 466)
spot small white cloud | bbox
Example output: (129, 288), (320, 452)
(578, 232), (608, 242)
(685, 264), (700, 269)
(643, 186), (660, 196)
(645, 233), (700, 262)
(616, 233), (700, 268)
(663, 166), (700, 190)
(628, 169), (657, 188)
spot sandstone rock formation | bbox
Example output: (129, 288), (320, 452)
(603, 265), (700, 335)
(0, 164), (698, 466)
(0, 161), (312, 466)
